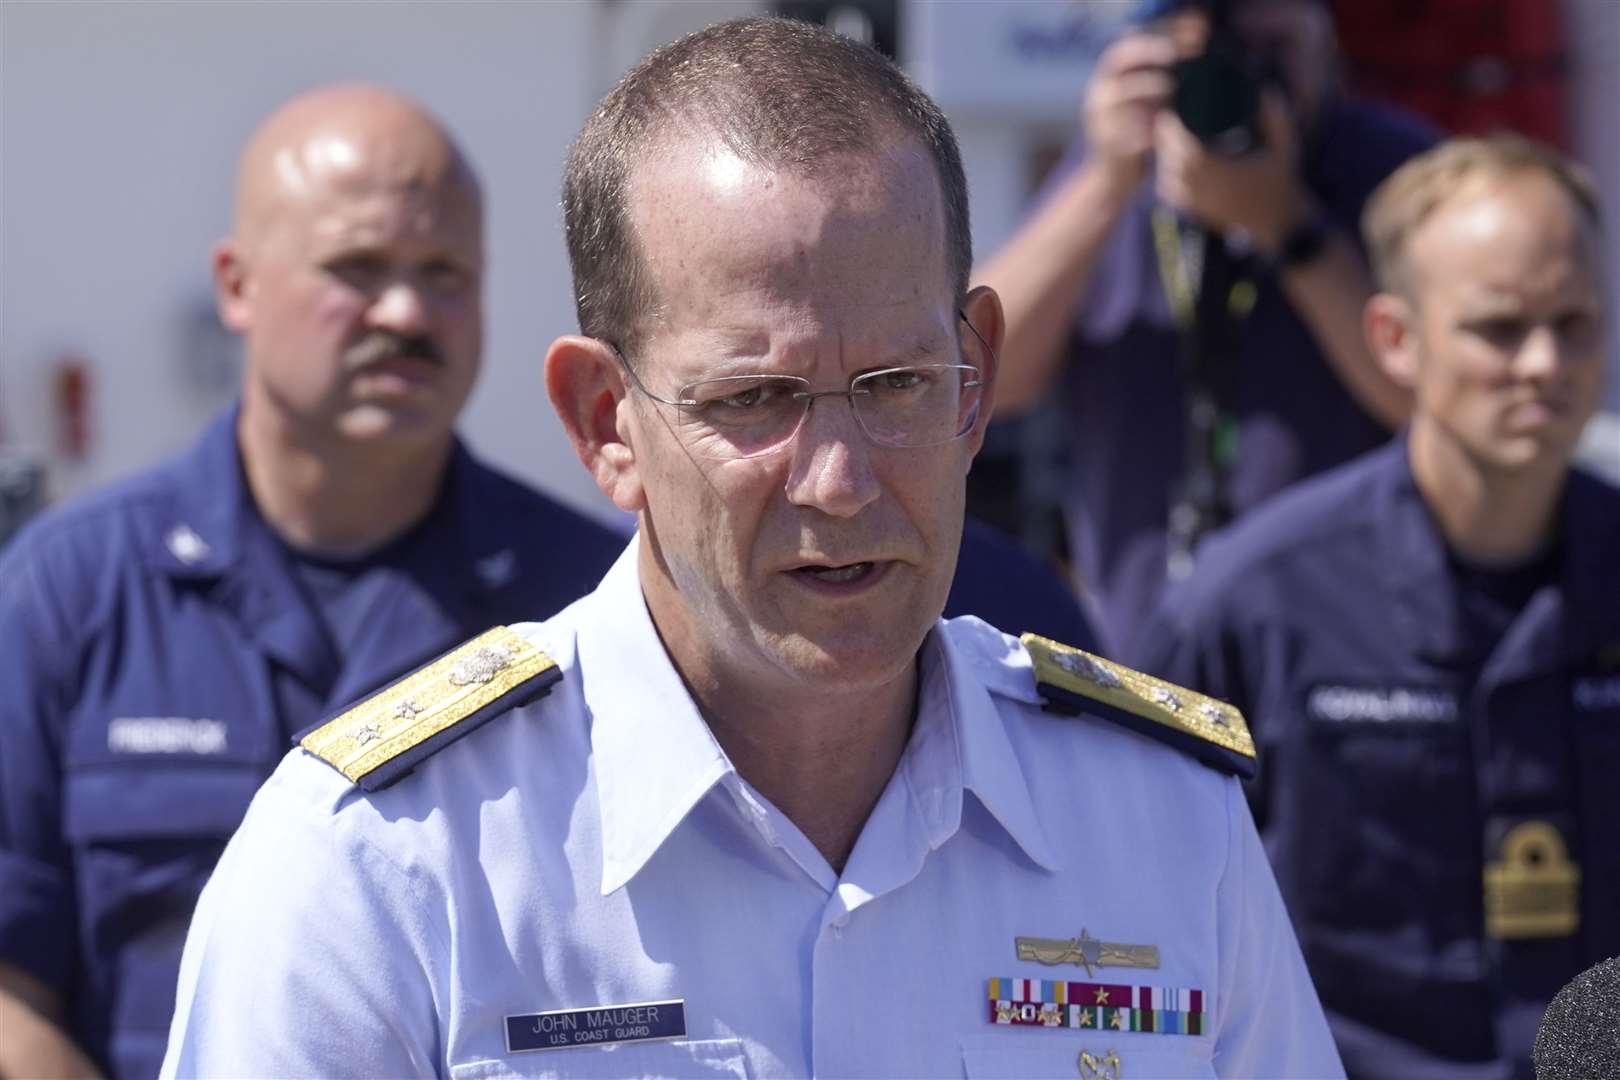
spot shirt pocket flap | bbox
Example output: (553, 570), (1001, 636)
(64, 763), (266, 841)
(962, 1034), (1215, 1078)
(448, 1038), (751, 1079)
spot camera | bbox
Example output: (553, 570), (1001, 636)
(1171, 41), (1263, 154)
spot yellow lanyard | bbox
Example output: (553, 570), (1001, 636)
(1150, 209), (1259, 329)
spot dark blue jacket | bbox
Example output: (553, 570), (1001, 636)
(1131, 438), (1620, 1077)
(0, 409), (625, 1078)
(947, 516), (1098, 652)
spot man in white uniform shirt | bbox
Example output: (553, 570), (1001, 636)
(163, 17), (1340, 1078)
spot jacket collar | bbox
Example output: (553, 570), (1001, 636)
(1382, 433), (1620, 674)
(142, 404), (496, 592)
(583, 539), (1061, 897)
(138, 406), (255, 578)
(134, 405), (495, 693)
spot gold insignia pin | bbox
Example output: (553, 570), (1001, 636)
(1484, 821), (1581, 939)
(1078, 1048), (1122, 1079)
(1017, 929), (1160, 978)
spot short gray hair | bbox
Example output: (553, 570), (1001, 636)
(561, 15), (971, 357)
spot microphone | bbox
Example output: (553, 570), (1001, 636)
(1534, 955), (1620, 1078)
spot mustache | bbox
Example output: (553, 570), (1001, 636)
(345, 331), (444, 368)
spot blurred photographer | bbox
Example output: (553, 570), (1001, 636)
(976, 0), (1439, 652)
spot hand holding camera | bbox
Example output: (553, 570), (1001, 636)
(1079, 9), (1317, 255)
(1079, 31), (1179, 198)
(1154, 87), (1309, 255)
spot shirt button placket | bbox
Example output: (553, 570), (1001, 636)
(810, 906), (857, 1075)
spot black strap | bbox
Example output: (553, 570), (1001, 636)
(1151, 209), (1258, 578)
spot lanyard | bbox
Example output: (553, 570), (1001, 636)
(1150, 208), (1259, 579)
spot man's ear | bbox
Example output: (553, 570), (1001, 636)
(1364, 291), (1420, 390)
(545, 336), (645, 512)
(212, 239), (252, 333)
(958, 284), (1005, 462)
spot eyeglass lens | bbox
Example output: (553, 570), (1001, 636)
(675, 364), (981, 459)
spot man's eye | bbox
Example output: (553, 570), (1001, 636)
(712, 383), (792, 410)
(1555, 311), (1596, 339)
(325, 255), (387, 288)
(879, 369), (927, 391)
(420, 261), (470, 290)
(1471, 318), (1527, 345)
(722, 387), (764, 408)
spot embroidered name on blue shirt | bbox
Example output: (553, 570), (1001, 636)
(505, 999), (686, 1053)
(1306, 684), (1457, 725)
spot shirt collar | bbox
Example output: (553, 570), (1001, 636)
(581, 537), (734, 897)
(920, 618), (1063, 873)
(582, 543), (1062, 895)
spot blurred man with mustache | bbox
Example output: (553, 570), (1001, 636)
(0, 84), (623, 1079)
(1133, 135), (1617, 1075)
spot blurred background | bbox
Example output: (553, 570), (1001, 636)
(2, 0), (1616, 547)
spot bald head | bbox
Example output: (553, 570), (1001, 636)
(217, 83), (486, 461)
(233, 84), (480, 251)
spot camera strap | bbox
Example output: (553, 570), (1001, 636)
(1150, 207), (1258, 580)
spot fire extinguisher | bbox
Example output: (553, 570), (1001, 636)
(55, 354), (92, 462)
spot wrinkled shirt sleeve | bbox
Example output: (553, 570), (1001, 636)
(1214, 779), (1344, 1077)
(161, 774), (444, 1078)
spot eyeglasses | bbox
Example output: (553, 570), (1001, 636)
(610, 312), (992, 461)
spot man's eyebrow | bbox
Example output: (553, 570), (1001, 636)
(899, 335), (951, 361)
(670, 329), (955, 382)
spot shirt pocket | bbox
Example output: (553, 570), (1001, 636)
(449, 1038), (751, 1079)
(961, 1034), (1215, 1078)
(63, 761), (269, 1067)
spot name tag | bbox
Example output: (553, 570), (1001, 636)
(506, 999), (686, 1053)
(107, 717), (227, 754)
(1574, 676), (1620, 712)
(1305, 685), (1457, 725)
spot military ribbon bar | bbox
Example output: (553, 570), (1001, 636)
(986, 977), (1206, 1036)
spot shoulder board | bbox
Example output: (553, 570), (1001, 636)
(1021, 633), (1257, 780)
(298, 626), (562, 792)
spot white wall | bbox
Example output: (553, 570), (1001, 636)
(0, 0), (619, 518)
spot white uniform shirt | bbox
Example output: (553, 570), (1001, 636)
(163, 539), (1342, 1078)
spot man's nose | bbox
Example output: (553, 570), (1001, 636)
(1517, 324), (1561, 380)
(784, 396), (881, 519)
(368, 280), (429, 334)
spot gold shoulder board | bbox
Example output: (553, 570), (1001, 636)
(1021, 633), (1257, 780)
(299, 625), (561, 792)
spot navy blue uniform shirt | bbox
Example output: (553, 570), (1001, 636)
(1131, 438), (1620, 1077)
(1045, 97), (1438, 652)
(0, 408), (626, 1078)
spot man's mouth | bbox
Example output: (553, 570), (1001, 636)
(794, 562), (876, 583)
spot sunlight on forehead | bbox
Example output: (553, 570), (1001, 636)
(305, 133), (362, 176)
(271, 147), (312, 199)
(701, 146), (754, 193)
(272, 134), (364, 200)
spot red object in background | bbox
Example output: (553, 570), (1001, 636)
(1331, 0), (1569, 148)
(55, 356), (92, 462)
